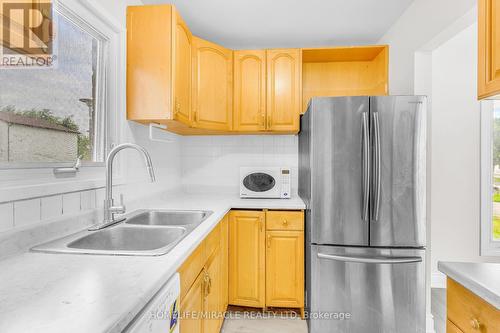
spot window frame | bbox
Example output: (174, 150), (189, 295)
(480, 100), (500, 256)
(0, 0), (125, 203)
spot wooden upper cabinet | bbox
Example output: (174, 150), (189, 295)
(479, 0), (500, 99)
(192, 37), (233, 131)
(266, 49), (301, 132)
(127, 5), (173, 122)
(233, 50), (267, 131)
(172, 7), (192, 124)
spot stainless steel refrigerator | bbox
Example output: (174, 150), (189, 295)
(299, 96), (426, 333)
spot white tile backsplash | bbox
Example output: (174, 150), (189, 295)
(14, 199), (41, 227)
(41, 195), (63, 221)
(181, 135), (299, 194)
(80, 190), (96, 211)
(0, 203), (14, 232)
(62, 193), (81, 215)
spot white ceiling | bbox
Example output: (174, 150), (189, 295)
(142, 0), (414, 49)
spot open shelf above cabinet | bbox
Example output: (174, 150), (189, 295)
(301, 45), (388, 112)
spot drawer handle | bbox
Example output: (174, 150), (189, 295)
(282, 219), (288, 225)
(470, 318), (481, 330)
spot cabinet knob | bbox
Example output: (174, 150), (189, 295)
(470, 318), (481, 330)
(283, 219), (288, 225)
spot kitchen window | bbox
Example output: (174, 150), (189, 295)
(481, 100), (500, 256)
(0, 1), (122, 202)
(0, 2), (111, 166)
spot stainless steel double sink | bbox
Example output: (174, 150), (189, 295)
(32, 209), (213, 256)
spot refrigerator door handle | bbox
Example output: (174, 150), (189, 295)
(372, 111), (382, 221)
(361, 112), (370, 221)
(317, 252), (422, 264)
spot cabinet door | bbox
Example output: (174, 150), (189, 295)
(127, 5), (173, 121)
(265, 230), (304, 308)
(172, 7), (192, 124)
(192, 37), (233, 130)
(233, 50), (266, 131)
(228, 210), (266, 308)
(266, 49), (301, 132)
(220, 215), (229, 311)
(180, 270), (205, 333)
(204, 249), (222, 333)
(479, 0), (500, 99)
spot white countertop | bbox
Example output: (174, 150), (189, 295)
(0, 192), (305, 333)
(438, 261), (500, 309)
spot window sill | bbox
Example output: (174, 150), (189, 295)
(0, 175), (125, 203)
(480, 246), (500, 257)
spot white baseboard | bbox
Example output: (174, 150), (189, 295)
(431, 272), (446, 289)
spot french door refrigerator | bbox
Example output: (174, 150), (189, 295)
(298, 96), (426, 333)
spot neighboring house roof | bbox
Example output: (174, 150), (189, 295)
(0, 111), (79, 134)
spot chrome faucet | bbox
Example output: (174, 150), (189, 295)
(89, 143), (156, 231)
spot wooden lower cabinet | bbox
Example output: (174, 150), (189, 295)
(265, 230), (304, 309)
(180, 270), (205, 333)
(179, 215), (228, 333)
(447, 319), (464, 333)
(446, 278), (500, 333)
(228, 210), (266, 308)
(228, 210), (305, 314)
(204, 248), (222, 333)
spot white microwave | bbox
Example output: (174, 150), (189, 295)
(240, 167), (291, 199)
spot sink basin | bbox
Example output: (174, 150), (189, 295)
(68, 225), (185, 252)
(31, 209), (213, 256)
(125, 210), (212, 226)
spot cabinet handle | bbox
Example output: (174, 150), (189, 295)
(261, 112), (266, 128)
(267, 234), (271, 248)
(283, 219), (288, 225)
(470, 318), (481, 330)
(203, 271), (210, 297)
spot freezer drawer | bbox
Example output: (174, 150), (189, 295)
(308, 245), (425, 333)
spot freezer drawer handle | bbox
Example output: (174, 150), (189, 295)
(317, 253), (422, 264)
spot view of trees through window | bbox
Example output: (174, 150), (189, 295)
(492, 102), (500, 240)
(0, 11), (101, 163)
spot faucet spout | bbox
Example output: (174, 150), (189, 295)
(89, 143), (156, 231)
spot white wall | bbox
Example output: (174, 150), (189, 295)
(429, 24), (500, 283)
(378, 0), (476, 95)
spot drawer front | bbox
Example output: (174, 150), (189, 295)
(447, 278), (500, 333)
(266, 210), (304, 231)
(447, 319), (464, 333)
(178, 242), (205, 300)
(205, 223), (221, 260)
